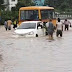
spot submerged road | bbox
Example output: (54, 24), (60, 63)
(0, 20), (72, 72)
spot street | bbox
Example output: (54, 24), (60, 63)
(0, 23), (72, 72)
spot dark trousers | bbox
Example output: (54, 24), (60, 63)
(5, 27), (7, 31)
(65, 25), (69, 31)
(56, 30), (62, 37)
(13, 24), (17, 29)
(8, 26), (11, 30)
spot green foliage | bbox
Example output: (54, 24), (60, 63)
(0, 0), (4, 10)
(44, 0), (72, 12)
(1, 11), (18, 24)
(0, 0), (4, 5)
(16, 0), (35, 11)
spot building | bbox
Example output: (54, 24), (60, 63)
(32, 0), (45, 6)
(3, 0), (18, 11)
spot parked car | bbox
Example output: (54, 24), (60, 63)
(14, 21), (45, 37)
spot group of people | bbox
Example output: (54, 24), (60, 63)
(4, 18), (71, 40)
(4, 19), (18, 31)
(46, 18), (71, 40)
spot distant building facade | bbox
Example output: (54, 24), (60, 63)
(32, 0), (45, 6)
(3, 0), (18, 11)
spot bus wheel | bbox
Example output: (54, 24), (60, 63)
(36, 34), (38, 37)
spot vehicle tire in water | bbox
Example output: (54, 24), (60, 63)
(36, 34), (38, 37)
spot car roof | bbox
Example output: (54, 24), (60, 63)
(21, 21), (42, 24)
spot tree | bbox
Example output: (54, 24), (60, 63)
(15, 0), (35, 11)
(44, 0), (72, 12)
(44, 0), (49, 6)
(59, 3), (68, 11)
(18, 0), (35, 7)
(0, 0), (4, 10)
(0, 0), (4, 24)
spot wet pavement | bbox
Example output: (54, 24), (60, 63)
(0, 23), (72, 72)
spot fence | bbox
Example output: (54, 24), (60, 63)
(55, 12), (72, 19)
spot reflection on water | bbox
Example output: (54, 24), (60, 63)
(0, 54), (3, 61)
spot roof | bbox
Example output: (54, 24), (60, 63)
(20, 6), (54, 10)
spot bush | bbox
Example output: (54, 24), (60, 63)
(1, 11), (18, 25)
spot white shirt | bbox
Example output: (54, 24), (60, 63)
(56, 22), (63, 30)
(64, 20), (71, 25)
(46, 22), (49, 27)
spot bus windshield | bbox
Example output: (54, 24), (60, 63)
(20, 10), (39, 21)
(41, 9), (54, 19)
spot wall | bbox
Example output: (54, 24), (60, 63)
(3, 0), (18, 11)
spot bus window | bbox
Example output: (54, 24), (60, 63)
(49, 10), (53, 19)
(20, 10), (39, 21)
(20, 11), (25, 20)
(41, 10), (54, 19)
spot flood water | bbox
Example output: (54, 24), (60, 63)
(0, 19), (72, 72)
